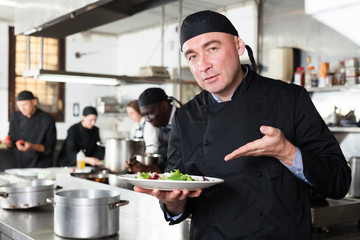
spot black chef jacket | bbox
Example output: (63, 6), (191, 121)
(162, 66), (351, 240)
(9, 108), (56, 168)
(157, 126), (172, 172)
(57, 122), (105, 166)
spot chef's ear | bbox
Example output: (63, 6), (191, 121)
(234, 36), (245, 57)
(32, 98), (38, 106)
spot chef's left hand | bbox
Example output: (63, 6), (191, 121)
(134, 186), (202, 216)
(224, 126), (296, 166)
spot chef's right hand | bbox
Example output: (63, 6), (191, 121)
(84, 157), (102, 166)
(126, 159), (144, 173)
(134, 186), (202, 216)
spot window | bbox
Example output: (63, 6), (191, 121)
(8, 27), (65, 121)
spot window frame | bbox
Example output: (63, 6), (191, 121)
(8, 27), (66, 122)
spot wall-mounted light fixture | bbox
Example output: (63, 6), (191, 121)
(23, 69), (121, 86)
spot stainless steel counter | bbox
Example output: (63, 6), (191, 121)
(1, 173), (360, 240)
(0, 174), (189, 240)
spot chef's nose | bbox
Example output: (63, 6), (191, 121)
(198, 54), (211, 72)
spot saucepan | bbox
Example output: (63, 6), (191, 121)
(104, 138), (145, 173)
(0, 179), (58, 209)
(348, 156), (360, 197)
(49, 189), (129, 239)
(134, 153), (161, 166)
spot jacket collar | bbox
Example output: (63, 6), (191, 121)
(209, 64), (255, 103)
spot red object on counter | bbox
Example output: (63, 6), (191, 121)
(294, 67), (305, 87)
(16, 139), (24, 145)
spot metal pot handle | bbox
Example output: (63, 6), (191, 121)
(55, 185), (63, 191)
(109, 200), (129, 210)
(46, 198), (54, 205)
(0, 192), (9, 199)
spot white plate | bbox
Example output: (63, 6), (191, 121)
(5, 168), (41, 177)
(118, 174), (224, 191)
(72, 166), (94, 173)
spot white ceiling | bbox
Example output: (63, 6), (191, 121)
(0, 0), (249, 36)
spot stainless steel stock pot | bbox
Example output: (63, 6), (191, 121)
(51, 189), (129, 239)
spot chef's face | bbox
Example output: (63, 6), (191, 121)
(126, 106), (142, 123)
(82, 114), (97, 129)
(16, 99), (36, 118)
(140, 102), (169, 127)
(183, 32), (245, 101)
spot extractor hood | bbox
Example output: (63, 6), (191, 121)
(15, 0), (177, 38)
(305, 0), (360, 46)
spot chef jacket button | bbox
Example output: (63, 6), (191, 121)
(258, 210), (263, 216)
(204, 140), (209, 146)
(255, 172), (262, 177)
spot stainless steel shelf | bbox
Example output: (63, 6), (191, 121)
(329, 127), (360, 133)
(307, 85), (360, 93)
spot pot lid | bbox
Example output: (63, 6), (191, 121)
(55, 189), (120, 205)
(0, 179), (55, 193)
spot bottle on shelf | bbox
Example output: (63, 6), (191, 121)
(294, 67), (305, 87)
(334, 60), (346, 86)
(326, 72), (336, 86)
(305, 66), (315, 88)
(318, 62), (330, 87)
(311, 67), (318, 88)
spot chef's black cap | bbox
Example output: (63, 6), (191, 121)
(17, 90), (35, 101)
(180, 10), (239, 51)
(83, 106), (98, 116)
(138, 88), (168, 108)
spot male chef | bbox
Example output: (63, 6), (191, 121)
(2, 90), (57, 168)
(127, 88), (179, 173)
(134, 10), (351, 239)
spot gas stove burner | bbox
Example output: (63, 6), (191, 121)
(71, 172), (109, 184)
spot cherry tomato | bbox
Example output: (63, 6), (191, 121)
(4, 136), (10, 141)
(16, 139), (24, 145)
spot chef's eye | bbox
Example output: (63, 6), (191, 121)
(188, 55), (196, 61)
(209, 47), (217, 52)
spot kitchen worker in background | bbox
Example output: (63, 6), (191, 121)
(1, 90), (57, 168)
(57, 106), (105, 167)
(127, 88), (181, 173)
(126, 100), (159, 154)
(134, 10), (351, 239)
